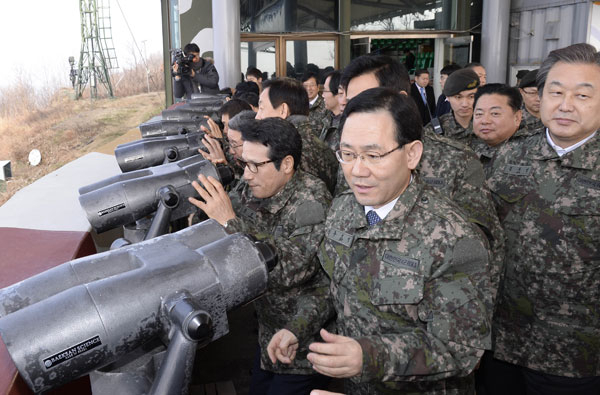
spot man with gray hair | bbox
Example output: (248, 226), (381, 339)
(484, 43), (600, 394)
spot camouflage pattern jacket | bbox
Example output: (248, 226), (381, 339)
(226, 170), (333, 375)
(318, 177), (493, 394)
(288, 114), (339, 195)
(319, 112), (341, 152)
(308, 95), (329, 129)
(425, 112), (474, 145)
(469, 125), (544, 178)
(418, 129), (505, 303)
(487, 132), (600, 377)
(518, 105), (544, 133)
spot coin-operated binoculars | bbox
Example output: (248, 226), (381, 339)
(0, 220), (277, 394)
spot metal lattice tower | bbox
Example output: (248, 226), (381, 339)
(76, 0), (119, 99)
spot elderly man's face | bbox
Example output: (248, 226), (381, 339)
(303, 77), (319, 101)
(473, 94), (522, 147)
(471, 65), (487, 85)
(540, 61), (600, 148)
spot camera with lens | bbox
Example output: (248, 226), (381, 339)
(172, 48), (195, 77)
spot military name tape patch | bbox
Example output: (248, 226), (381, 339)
(98, 203), (126, 217)
(327, 228), (354, 247)
(423, 177), (446, 188)
(577, 177), (600, 190)
(43, 335), (102, 369)
(382, 250), (420, 272)
(503, 164), (532, 176)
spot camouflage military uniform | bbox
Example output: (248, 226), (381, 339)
(308, 95), (329, 128)
(425, 112), (474, 145)
(487, 132), (600, 377)
(518, 105), (544, 133)
(469, 125), (544, 178)
(318, 177), (493, 394)
(288, 114), (339, 195)
(319, 112), (341, 151)
(417, 129), (504, 301)
(226, 169), (333, 375)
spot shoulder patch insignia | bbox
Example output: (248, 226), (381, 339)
(503, 164), (532, 176)
(326, 228), (354, 247)
(381, 250), (420, 272)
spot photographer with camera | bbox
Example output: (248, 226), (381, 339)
(172, 43), (220, 99)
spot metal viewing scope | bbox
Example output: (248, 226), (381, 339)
(78, 156), (233, 238)
(0, 220), (277, 394)
(115, 132), (207, 172)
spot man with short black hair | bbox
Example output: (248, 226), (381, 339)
(172, 43), (220, 99)
(268, 88), (493, 394)
(338, 55), (504, 302)
(518, 69), (544, 132)
(246, 67), (263, 92)
(471, 84), (529, 171)
(410, 69), (436, 125)
(319, 70), (342, 150)
(257, 78), (338, 194)
(436, 64), (461, 117)
(302, 71), (328, 125)
(485, 42), (600, 395)
(190, 117), (333, 395)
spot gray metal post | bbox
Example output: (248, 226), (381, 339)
(212, 0), (241, 90)
(481, 0), (511, 83)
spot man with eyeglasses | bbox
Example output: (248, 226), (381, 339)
(303, 71), (328, 126)
(518, 69), (544, 132)
(189, 117), (334, 394)
(267, 88), (492, 394)
(256, 77), (339, 195)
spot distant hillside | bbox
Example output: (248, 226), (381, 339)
(0, 89), (165, 206)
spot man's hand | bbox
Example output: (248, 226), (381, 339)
(188, 174), (235, 226)
(199, 135), (226, 164)
(307, 329), (363, 378)
(267, 329), (299, 365)
(201, 116), (224, 139)
(310, 391), (345, 395)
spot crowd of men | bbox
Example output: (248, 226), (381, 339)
(180, 42), (599, 395)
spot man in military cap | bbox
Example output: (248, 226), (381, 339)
(425, 68), (480, 144)
(256, 77), (338, 194)
(484, 43), (600, 394)
(189, 117), (333, 394)
(518, 69), (544, 132)
(267, 88), (493, 394)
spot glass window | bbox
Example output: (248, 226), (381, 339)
(285, 40), (335, 81)
(241, 41), (277, 80)
(241, 0), (338, 33)
(350, 0), (482, 32)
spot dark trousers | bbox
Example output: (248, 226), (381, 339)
(477, 351), (600, 395)
(248, 345), (330, 395)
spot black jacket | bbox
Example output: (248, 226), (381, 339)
(410, 82), (436, 125)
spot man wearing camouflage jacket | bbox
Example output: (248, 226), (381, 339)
(268, 89), (493, 394)
(190, 117), (333, 394)
(484, 43), (600, 394)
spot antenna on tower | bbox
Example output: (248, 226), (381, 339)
(75, 0), (119, 99)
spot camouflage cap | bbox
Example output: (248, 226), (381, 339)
(518, 69), (538, 89)
(443, 68), (480, 97)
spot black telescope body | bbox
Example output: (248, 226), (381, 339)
(78, 156), (233, 234)
(139, 118), (205, 139)
(0, 220), (277, 393)
(115, 132), (207, 172)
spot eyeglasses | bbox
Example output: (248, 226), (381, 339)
(240, 159), (274, 173)
(335, 146), (401, 165)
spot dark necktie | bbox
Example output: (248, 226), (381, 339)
(366, 210), (382, 226)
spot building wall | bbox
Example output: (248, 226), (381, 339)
(508, 0), (591, 83)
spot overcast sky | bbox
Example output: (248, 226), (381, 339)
(0, 0), (164, 89)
